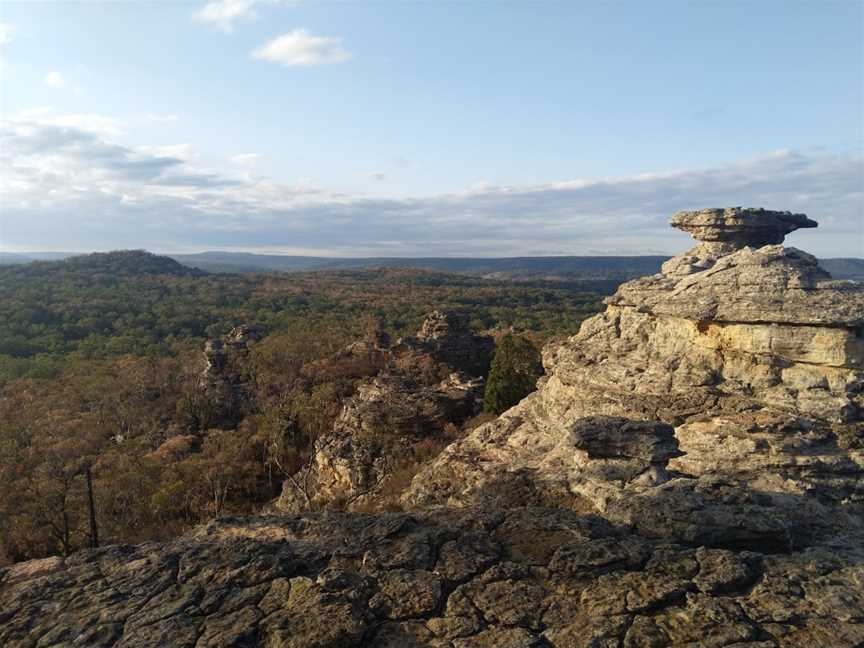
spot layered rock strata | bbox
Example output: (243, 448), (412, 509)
(405, 208), (863, 537)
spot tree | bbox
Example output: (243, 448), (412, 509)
(483, 334), (543, 415)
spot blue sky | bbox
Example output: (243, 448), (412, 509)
(0, 0), (862, 256)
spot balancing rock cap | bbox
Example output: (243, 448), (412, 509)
(670, 207), (817, 247)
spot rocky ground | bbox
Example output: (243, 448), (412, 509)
(3, 507), (863, 648)
(2, 207), (862, 647)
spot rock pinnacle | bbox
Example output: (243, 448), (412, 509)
(670, 207), (818, 248)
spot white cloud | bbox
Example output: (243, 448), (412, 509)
(194, 0), (297, 32)
(8, 109), (125, 136)
(44, 70), (67, 89)
(369, 172), (387, 181)
(194, 0), (257, 32)
(252, 29), (351, 67)
(1, 113), (862, 257)
(229, 152), (262, 165)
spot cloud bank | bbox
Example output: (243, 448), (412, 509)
(1, 115), (861, 257)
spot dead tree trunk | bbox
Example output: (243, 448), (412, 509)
(85, 464), (99, 549)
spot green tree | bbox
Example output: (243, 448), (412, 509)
(483, 334), (543, 415)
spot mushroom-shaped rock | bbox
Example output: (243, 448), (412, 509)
(671, 207), (817, 248)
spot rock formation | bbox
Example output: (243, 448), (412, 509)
(670, 207), (817, 249)
(275, 372), (484, 512)
(3, 208), (864, 647)
(405, 209), (863, 526)
(391, 310), (495, 380)
(199, 325), (261, 427)
(275, 311), (491, 512)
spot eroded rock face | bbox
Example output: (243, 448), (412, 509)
(274, 311), (492, 512)
(404, 208), (864, 543)
(275, 373), (484, 511)
(661, 208), (820, 279)
(3, 508), (863, 648)
(393, 310), (495, 379)
(670, 207), (817, 247)
(200, 325), (261, 427)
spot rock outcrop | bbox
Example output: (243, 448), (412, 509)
(275, 373), (484, 512)
(275, 312), (492, 512)
(405, 207), (863, 545)
(670, 207), (817, 248)
(200, 325), (261, 427)
(3, 508), (864, 648)
(392, 310), (495, 380)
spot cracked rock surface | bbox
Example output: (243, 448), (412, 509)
(3, 508), (863, 648)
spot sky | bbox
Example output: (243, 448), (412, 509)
(0, 0), (862, 257)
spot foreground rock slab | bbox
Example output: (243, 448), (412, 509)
(2, 508), (863, 648)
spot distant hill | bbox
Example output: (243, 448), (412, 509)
(819, 258), (864, 281)
(63, 250), (205, 277)
(0, 250), (205, 280)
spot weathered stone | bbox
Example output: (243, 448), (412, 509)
(452, 627), (541, 648)
(693, 547), (759, 595)
(370, 621), (447, 647)
(670, 207), (817, 247)
(2, 509), (864, 648)
(199, 325), (261, 428)
(369, 569), (443, 619)
(397, 309), (495, 378)
(276, 310), (491, 512)
(435, 533), (500, 582)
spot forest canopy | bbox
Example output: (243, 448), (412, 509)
(0, 251), (609, 564)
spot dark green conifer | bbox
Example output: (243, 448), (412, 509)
(483, 334), (543, 415)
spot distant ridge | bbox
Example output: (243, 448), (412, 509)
(2, 250), (862, 280)
(167, 252), (671, 279)
(168, 251), (864, 281)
